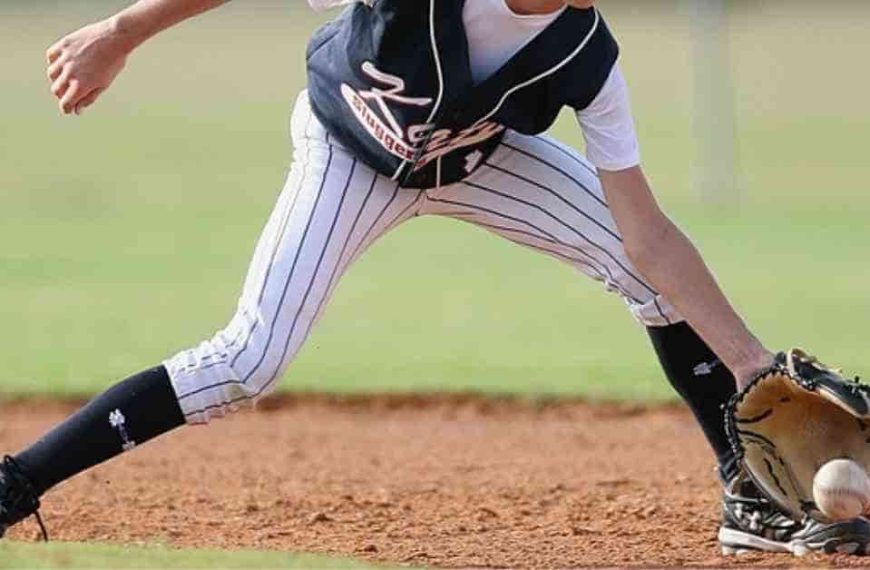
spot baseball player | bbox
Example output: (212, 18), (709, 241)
(1, 0), (867, 557)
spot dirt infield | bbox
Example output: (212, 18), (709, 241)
(1, 397), (865, 568)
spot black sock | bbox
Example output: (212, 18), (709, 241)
(14, 365), (185, 495)
(647, 322), (740, 483)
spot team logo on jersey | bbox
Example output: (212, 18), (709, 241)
(341, 62), (431, 163)
(341, 62), (504, 171)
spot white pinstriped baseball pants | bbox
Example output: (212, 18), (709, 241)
(165, 91), (682, 424)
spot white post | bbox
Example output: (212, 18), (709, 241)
(686, 0), (739, 205)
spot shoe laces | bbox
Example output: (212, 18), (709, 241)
(1, 456), (48, 541)
(727, 484), (799, 533)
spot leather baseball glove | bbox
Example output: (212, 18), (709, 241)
(725, 349), (870, 522)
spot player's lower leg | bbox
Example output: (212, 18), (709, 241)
(647, 322), (870, 555)
(1, 365), (184, 538)
(646, 321), (739, 482)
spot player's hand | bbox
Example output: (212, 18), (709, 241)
(46, 19), (132, 116)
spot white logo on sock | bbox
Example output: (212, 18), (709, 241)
(109, 409), (137, 452)
(693, 359), (722, 377)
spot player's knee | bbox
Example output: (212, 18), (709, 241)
(165, 325), (272, 421)
(229, 301), (319, 392)
(169, 302), (313, 423)
(219, 314), (297, 402)
(233, 348), (288, 403)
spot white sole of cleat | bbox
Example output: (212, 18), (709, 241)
(721, 545), (752, 556)
(719, 527), (867, 556)
(719, 527), (792, 554)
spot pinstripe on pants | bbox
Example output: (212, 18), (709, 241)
(164, 91), (681, 424)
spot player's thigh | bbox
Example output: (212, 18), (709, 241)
(427, 130), (678, 326)
(165, 94), (425, 423)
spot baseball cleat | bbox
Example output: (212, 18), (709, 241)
(719, 474), (869, 556)
(0, 455), (47, 540)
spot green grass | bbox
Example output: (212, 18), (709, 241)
(0, 542), (380, 569)
(0, 2), (868, 401)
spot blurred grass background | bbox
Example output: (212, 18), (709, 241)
(1, 1), (868, 400)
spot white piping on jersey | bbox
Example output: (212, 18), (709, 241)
(390, 154), (408, 182)
(473, 8), (601, 127)
(423, 0), (445, 125)
(391, 0), (445, 183)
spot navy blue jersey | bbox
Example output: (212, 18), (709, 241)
(306, 1), (618, 189)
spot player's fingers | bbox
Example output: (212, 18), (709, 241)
(59, 79), (82, 114)
(74, 88), (103, 115)
(46, 58), (67, 82)
(50, 68), (72, 98)
(46, 41), (65, 64)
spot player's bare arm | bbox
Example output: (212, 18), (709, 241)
(555, 0), (768, 382)
(46, 0), (227, 115)
(599, 166), (773, 389)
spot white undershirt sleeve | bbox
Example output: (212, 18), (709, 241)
(575, 64), (641, 172)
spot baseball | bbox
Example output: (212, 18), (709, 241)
(812, 459), (870, 521)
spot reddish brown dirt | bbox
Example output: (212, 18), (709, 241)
(1, 396), (865, 568)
